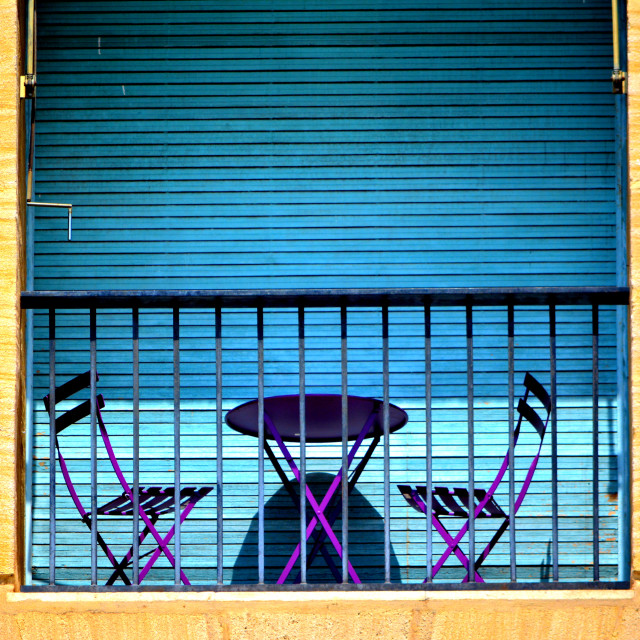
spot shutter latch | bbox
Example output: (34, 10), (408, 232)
(612, 69), (626, 94)
(20, 74), (36, 99)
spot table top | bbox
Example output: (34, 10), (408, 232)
(225, 394), (408, 443)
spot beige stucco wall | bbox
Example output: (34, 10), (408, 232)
(1, 0), (640, 637)
(0, 589), (638, 640)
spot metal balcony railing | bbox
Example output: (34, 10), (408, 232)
(20, 287), (630, 591)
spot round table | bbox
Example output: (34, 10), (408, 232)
(225, 393), (408, 443)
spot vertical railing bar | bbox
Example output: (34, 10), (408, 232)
(424, 303), (433, 583)
(341, 304), (349, 583)
(257, 306), (265, 585)
(215, 306), (224, 584)
(173, 306), (181, 585)
(592, 304), (600, 581)
(89, 308), (98, 586)
(298, 305), (307, 584)
(507, 303), (516, 582)
(132, 308), (140, 585)
(549, 303), (559, 582)
(466, 303), (475, 583)
(48, 308), (56, 586)
(382, 303), (391, 583)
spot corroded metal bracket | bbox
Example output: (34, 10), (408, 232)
(20, 74), (36, 99)
(612, 69), (626, 94)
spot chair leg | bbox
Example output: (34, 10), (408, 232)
(404, 489), (484, 583)
(105, 516), (159, 586)
(96, 531), (132, 586)
(430, 513), (485, 583)
(81, 515), (132, 586)
(459, 517), (511, 582)
(137, 495), (205, 585)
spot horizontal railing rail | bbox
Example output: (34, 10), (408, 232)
(21, 286), (630, 309)
(21, 287), (630, 591)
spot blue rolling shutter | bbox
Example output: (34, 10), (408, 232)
(30, 0), (619, 584)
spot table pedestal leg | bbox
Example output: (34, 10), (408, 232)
(264, 440), (343, 583)
(296, 433), (380, 582)
(261, 408), (381, 584)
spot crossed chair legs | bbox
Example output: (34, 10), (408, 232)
(94, 486), (212, 585)
(398, 485), (510, 583)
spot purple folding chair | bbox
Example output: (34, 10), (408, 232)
(44, 371), (212, 585)
(398, 372), (551, 583)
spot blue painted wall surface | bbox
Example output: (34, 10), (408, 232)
(30, 0), (620, 584)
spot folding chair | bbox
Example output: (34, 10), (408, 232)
(398, 372), (551, 583)
(44, 370), (212, 585)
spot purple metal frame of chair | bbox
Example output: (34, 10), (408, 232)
(44, 371), (212, 585)
(398, 372), (551, 583)
(226, 394), (408, 584)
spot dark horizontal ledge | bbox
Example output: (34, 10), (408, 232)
(20, 581), (631, 593)
(21, 287), (630, 310)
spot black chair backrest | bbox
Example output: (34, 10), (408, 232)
(43, 370), (103, 434)
(516, 372), (551, 441)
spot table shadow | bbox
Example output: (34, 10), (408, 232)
(230, 472), (401, 584)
